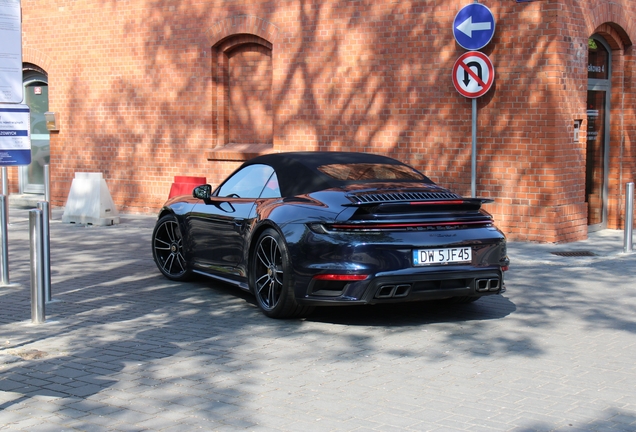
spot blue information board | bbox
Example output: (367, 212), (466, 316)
(0, 104), (31, 166)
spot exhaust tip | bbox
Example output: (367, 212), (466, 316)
(375, 284), (412, 299)
(476, 278), (500, 292)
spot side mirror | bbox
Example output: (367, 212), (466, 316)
(193, 184), (212, 200)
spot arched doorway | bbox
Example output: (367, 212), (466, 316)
(586, 36), (611, 231)
(20, 65), (50, 195)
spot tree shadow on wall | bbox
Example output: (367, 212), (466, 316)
(71, 0), (567, 211)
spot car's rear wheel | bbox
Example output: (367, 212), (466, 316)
(250, 228), (312, 318)
(152, 214), (192, 281)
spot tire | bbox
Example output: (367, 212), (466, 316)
(250, 228), (313, 319)
(152, 214), (193, 281)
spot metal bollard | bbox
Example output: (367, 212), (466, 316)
(30, 209), (45, 324)
(44, 164), (51, 220)
(625, 182), (634, 254)
(0, 195), (8, 285)
(37, 202), (52, 302)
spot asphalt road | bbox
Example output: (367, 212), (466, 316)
(1, 208), (635, 431)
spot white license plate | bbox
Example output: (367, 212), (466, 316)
(413, 247), (472, 265)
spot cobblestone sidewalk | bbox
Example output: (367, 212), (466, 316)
(1, 208), (635, 431)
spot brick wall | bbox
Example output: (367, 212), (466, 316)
(16, 0), (636, 242)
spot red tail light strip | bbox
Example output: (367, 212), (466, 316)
(330, 220), (491, 230)
(312, 274), (369, 281)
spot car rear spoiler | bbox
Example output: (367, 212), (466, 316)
(343, 197), (494, 207)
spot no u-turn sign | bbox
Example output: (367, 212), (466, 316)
(452, 51), (495, 98)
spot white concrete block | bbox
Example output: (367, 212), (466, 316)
(62, 172), (120, 226)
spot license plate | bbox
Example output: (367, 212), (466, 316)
(413, 247), (472, 265)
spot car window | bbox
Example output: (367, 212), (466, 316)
(215, 164), (275, 198)
(317, 163), (427, 181)
(259, 172), (281, 198)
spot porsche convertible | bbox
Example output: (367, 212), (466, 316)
(152, 152), (509, 318)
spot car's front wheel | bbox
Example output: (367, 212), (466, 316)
(152, 214), (192, 281)
(250, 228), (312, 318)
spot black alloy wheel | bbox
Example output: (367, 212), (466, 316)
(250, 228), (312, 318)
(152, 214), (192, 281)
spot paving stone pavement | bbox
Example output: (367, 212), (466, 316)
(1, 206), (635, 431)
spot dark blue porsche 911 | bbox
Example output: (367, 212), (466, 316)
(152, 152), (509, 318)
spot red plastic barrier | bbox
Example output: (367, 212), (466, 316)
(168, 176), (207, 199)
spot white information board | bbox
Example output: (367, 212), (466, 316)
(0, 0), (23, 103)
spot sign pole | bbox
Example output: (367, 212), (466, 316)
(471, 98), (477, 198)
(0, 195), (8, 285)
(0, 167), (7, 284)
(625, 182), (634, 254)
(452, 2), (495, 199)
(1, 168), (6, 195)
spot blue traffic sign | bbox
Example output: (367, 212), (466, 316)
(453, 3), (496, 51)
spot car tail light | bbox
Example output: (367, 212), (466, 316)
(308, 221), (491, 234)
(310, 274), (369, 297)
(329, 221), (491, 230)
(312, 274), (369, 281)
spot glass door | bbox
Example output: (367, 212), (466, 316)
(586, 36), (611, 231)
(585, 90), (606, 227)
(20, 72), (50, 194)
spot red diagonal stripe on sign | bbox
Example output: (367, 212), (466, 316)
(459, 61), (487, 88)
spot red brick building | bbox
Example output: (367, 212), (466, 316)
(11, 0), (636, 242)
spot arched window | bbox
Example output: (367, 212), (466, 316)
(213, 35), (273, 147)
(587, 38), (609, 80)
